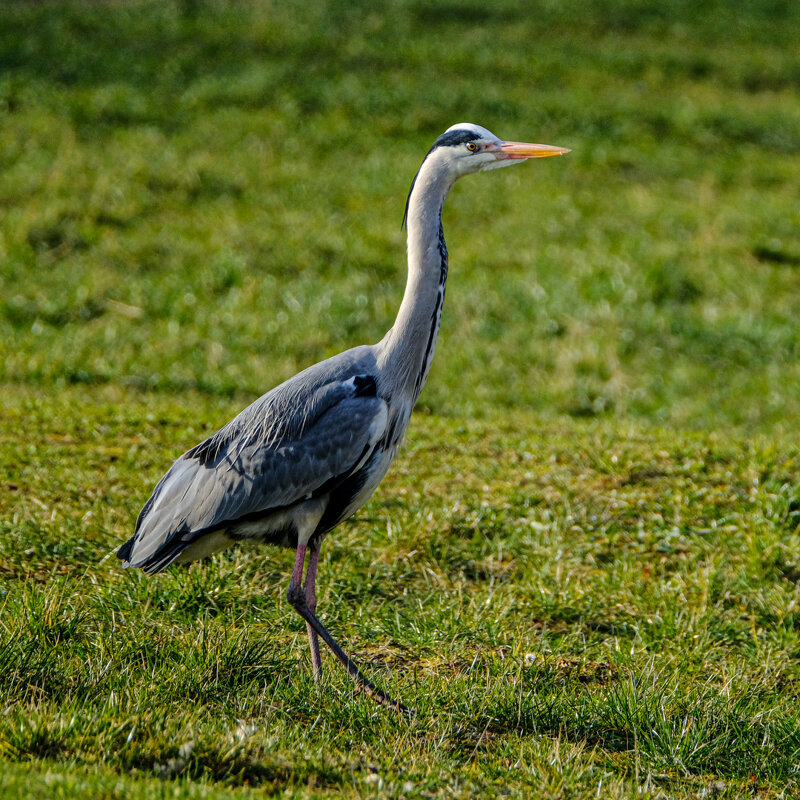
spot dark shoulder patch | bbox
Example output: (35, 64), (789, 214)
(352, 375), (378, 398)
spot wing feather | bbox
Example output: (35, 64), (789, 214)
(120, 368), (386, 571)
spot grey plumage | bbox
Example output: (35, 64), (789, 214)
(120, 348), (390, 572)
(118, 123), (569, 712)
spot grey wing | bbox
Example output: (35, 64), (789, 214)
(119, 373), (387, 572)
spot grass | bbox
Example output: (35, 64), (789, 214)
(0, 389), (800, 797)
(3, 388), (800, 798)
(1, 0), (800, 797)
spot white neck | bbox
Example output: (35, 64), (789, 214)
(379, 153), (456, 404)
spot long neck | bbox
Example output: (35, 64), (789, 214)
(379, 158), (455, 405)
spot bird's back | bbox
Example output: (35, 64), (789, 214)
(118, 343), (406, 572)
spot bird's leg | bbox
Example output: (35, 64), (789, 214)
(303, 542), (323, 681)
(287, 542), (322, 679)
(287, 543), (411, 715)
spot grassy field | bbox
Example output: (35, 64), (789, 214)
(1, 0), (800, 797)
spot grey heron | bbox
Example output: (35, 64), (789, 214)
(118, 123), (569, 713)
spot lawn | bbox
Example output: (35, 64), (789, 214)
(1, 0), (799, 797)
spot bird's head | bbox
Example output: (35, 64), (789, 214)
(430, 122), (570, 178)
(403, 123), (569, 227)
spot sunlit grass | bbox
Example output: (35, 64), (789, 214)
(2, 387), (799, 797)
(2, 0), (800, 797)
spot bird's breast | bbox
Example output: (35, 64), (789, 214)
(315, 442), (397, 537)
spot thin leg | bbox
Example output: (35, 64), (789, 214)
(289, 543), (321, 678)
(303, 544), (323, 680)
(287, 544), (411, 715)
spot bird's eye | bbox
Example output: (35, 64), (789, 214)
(465, 142), (478, 152)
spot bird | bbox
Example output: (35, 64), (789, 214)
(118, 123), (569, 713)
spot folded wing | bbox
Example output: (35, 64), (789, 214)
(118, 372), (387, 572)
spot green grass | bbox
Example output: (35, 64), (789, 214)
(1, 0), (800, 797)
(3, 388), (800, 798)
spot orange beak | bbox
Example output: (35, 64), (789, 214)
(498, 141), (571, 159)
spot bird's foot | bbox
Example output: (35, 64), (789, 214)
(353, 681), (415, 716)
(287, 582), (411, 715)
